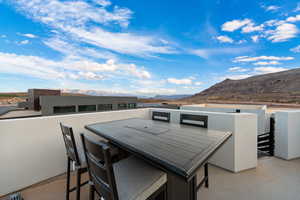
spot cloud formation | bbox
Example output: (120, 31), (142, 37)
(190, 46), (253, 59)
(222, 19), (251, 32)
(0, 52), (152, 80)
(167, 77), (193, 85)
(9, 0), (176, 57)
(228, 67), (249, 72)
(233, 56), (294, 63)
(263, 5), (280, 12)
(216, 35), (234, 43)
(290, 45), (300, 53)
(267, 23), (298, 42)
(19, 33), (37, 38)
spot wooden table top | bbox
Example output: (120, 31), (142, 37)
(85, 118), (232, 179)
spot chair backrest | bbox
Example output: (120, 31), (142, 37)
(60, 123), (81, 166)
(81, 134), (118, 200)
(152, 111), (171, 122)
(180, 114), (208, 128)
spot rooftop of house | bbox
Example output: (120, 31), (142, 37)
(183, 104), (267, 109)
(1, 106), (299, 200)
(0, 110), (41, 119)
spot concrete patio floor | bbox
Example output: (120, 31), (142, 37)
(200, 156), (300, 200)
(1, 156), (299, 200)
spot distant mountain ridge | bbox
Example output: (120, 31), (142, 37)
(186, 68), (300, 103)
(153, 94), (191, 100)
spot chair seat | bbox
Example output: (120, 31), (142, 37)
(113, 156), (167, 200)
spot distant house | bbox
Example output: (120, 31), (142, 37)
(18, 89), (137, 116)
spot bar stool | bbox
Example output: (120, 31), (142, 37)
(80, 133), (168, 200)
(60, 123), (120, 200)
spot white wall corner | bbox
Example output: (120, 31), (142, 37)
(233, 114), (258, 172)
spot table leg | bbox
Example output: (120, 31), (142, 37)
(166, 172), (197, 200)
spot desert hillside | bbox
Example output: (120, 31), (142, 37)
(186, 68), (300, 104)
(0, 92), (90, 105)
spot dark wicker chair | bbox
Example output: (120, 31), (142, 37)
(81, 133), (168, 200)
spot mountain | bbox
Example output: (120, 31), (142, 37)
(186, 68), (300, 103)
(153, 94), (191, 100)
(62, 89), (137, 97)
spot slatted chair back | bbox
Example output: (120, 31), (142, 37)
(180, 114), (208, 128)
(152, 111), (171, 122)
(80, 134), (118, 200)
(60, 123), (81, 166)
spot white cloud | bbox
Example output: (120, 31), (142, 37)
(233, 55), (294, 62)
(124, 64), (151, 79)
(267, 23), (298, 42)
(242, 23), (264, 33)
(167, 78), (193, 85)
(228, 67), (249, 72)
(44, 36), (116, 60)
(12, 0), (132, 28)
(264, 19), (285, 27)
(136, 88), (177, 96)
(264, 5), (280, 11)
(10, 0), (176, 57)
(134, 79), (166, 87)
(194, 81), (203, 86)
(253, 61), (280, 65)
(286, 15), (300, 22)
(19, 40), (29, 45)
(222, 66), (289, 81)
(190, 46), (253, 59)
(290, 45), (300, 53)
(93, 0), (111, 7)
(19, 33), (37, 38)
(0, 52), (152, 80)
(254, 67), (287, 74)
(64, 26), (176, 57)
(251, 35), (259, 43)
(221, 19), (251, 32)
(216, 35), (233, 43)
(77, 71), (105, 80)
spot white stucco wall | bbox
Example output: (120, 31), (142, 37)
(181, 104), (267, 135)
(275, 110), (300, 160)
(0, 109), (149, 196)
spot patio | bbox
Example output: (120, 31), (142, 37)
(1, 156), (299, 200)
(1, 107), (299, 200)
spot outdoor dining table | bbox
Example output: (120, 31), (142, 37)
(85, 118), (232, 200)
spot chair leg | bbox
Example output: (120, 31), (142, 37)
(159, 185), (167, 200)
(204, 163), (209, 188)
(89, 185), (95, 200)
(66, 158), (71, 200)
(76, 169), (81, 200)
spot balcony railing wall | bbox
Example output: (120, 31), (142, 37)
(181, 104), (267, 135)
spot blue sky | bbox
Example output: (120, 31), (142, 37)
(1, 0), (300, 96)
